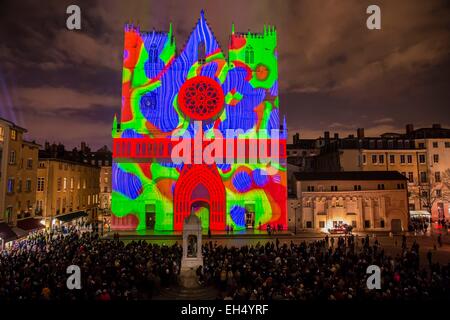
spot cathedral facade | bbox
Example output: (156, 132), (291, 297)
(112, 11), (287, 231)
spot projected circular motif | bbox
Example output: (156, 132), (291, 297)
(178, 76), (224, 120)
(255, 64), (269, 81)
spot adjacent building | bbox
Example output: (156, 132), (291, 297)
(0, 117), (40, 226)
(288, 124), (450, 223)
(36, 143), (100, 227)
(288, 171), (409, 233)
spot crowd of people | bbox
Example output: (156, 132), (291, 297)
(0, 226), (181, 300)
(198, 235), (450, 301)
(0, 226), (449, 301)
(409, 217), (430, 234)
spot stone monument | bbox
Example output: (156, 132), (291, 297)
(180, 213), (203, 288)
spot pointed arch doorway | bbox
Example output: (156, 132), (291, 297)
(173, 164), (225, 231)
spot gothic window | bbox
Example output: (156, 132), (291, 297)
(140, 92), (157, 117)
(198, 41), (206, 64)
(245, 45), (254, 64)
(149, 44), (158, 63)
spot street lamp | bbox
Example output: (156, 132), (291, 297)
(290, 203), (301, 235)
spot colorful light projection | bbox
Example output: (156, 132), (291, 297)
(112, 10), (287, 231)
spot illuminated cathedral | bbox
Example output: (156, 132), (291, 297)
(111, 10), (287, 231)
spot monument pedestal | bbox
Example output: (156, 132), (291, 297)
(180, 214), (203, 289)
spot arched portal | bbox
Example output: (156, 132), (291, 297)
(191, 200), (210, 229)
(174, 164), (225, 230)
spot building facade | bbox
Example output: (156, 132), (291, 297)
(36, 149), (100, 227)
(290, 125), (450, 223)
(112, 11), (287, 231)
(288, 171), (409, 233)
(0, 117), (39, 226)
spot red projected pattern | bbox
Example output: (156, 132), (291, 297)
(178, 76), (224, 120)
(173, 164), (226, 230)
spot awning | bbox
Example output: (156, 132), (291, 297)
(55, 211), (88, 223)
(0, 222), (18, 243)
(410, 210), (431, 218)
(17, 218), (45, 231)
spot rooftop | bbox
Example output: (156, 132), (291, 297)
(294, 171), (407, 181)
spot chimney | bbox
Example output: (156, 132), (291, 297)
(406, 124), (414, 135)
(348, 134), (355, 139)
(357, 128), (365, 139)
(81, 142), (87, 152)
(293, 132), (300, 144)
(334, 133), (339, 139)
(324, 131), (330, 140)
(432, 123), (441, 129)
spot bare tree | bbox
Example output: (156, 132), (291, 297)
(414, 169), (450, 219)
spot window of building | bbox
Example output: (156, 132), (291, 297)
(377, 140), (383, 148)
(25, 179), (31, 192)
(17, 179), (22, 192)
(388, 140), (393, 149)
(10, 129), (16, 140)
(244, 45), (254, 64)
(420, 172), (427, 183)
(91, 160), (95, 165)
(319, 221), (325, 228)
(389, 155), (395, 164)
(408, 172), (414, 183)
(436, 189), (442, 197)
(26, 158), (33, 169)
(435, 171), (441, 183)
(105, 160), (110, 166)
(377, 184), (385, 190)
(83, 179), (86, 189)
(352, 221), (357, 228)
(149, 43), (158, 63)
(407, 155), (413, 163)
(331, 185), (338, 191)
(445, 142), (450, 148)
(9, 150), (16, 164)
(419, 154), (426, 164)
(63, 177), (67, 190)
(39, 161), (45, 168)
(307, 186), (315, 192)
(364, 220), (371, 228)
(362, 154), (367, 164)
(0, 126), (4, 142)
(400, 155), (405, 164)
(306, 221), (312, 228)
(418, 142), (425, 148)
(37, 177), (45, 191)
(104, 187), (108, 193)
(433, 154), (439, 163)
(372, 155), (377, 164)
(432, 141), (438, 148)
(70, 177), (74, 189)
(380, 219), (385, 228)
(57, 177), (62, 191)
(379, 154), (384, 164)
(7, 178), (14, 193)
(198, 41), (206, 64)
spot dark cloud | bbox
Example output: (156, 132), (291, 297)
(0, 0), (449, 149)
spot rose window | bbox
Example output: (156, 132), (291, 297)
(178, 76), (224, 120)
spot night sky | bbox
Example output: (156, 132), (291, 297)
(0, 0), (449, 150)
